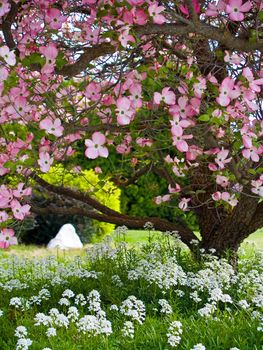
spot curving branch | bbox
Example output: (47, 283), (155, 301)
(31, 174), (197, 245)
(33, 173), (128, 218)
(136, 23), (263, 53)
(56, 43), (116, 77)
(31, 205), (198, 246)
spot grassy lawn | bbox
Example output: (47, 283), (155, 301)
(115, 228), (263, 250)
(242, 228), (263, 249)
(1, 228), (262, 259)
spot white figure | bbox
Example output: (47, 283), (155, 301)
(47, 224), (83, 249)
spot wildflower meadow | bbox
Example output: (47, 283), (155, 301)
(0, 228), (262, 350)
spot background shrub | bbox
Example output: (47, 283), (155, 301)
(17, 166), (120, 245)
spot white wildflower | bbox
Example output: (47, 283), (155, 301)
(190, 291), (202, 303)
(120, 296), (146, 324)
(38, 289), (50, 301)
(110, 304), (119, 311)
(68, 306), (79, 321)
(158, 299), (173, 314)
(53, 313), (69, 328)
(191, 344), (206, 350)
(58, 298), (70, 306)
(62, 289), (75, 298)
(77, 315), (99, 335)
(75, 293), (86, 306)
(34, 313), (52, 326)
(198, 303), (216, 317)
(167, 321), (183, 347)
(10, 297), (23, 308)
(46, 327), (56, 338)
(238, 300), (250, 309)
(16, 338), (32, 350)
(15, 326), (27, 338)
(121, 321), (134, 339)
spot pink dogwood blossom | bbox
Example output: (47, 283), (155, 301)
(116, 97), (134, 125)
(13, 183), (32, 198)
(206, 0), (226, 17)
(216, 77), (240, 107)
(0, 228), (17, 249)
(148, 4), (166, 24)
(179, 0), (201, 18)
(40, 118), (64, 137)
(226, 0), (252, 21)
(0, 46), (16, 66)
(216, 175), (229, 188)
(38, 152), (54, 172)
(242, 67), (263, 92)
(46, 8), (66, 29)
(11, 199), (30, 220)
(169, 96), (195, 118)
(251, 180), (263, 197)
(154, 88), (176, 105)
(85, 82), (101, 101)
(0, 0), (10, 18)
(85, 132), (109, 159)
(0, 211), (8, 223)
(215, 149), (232, 169)
(179, 197), (190, 211)
(242, 146), (260, 162)
(172, 128), (192, 152)
(0, 185), (13, 208)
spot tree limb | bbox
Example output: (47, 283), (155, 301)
(31, 205), (198, 245)
(56, 43), (116, 77)
(136, 23), (263, 53)
(2, 0), (18, 50)
(33, 173), (127, 218)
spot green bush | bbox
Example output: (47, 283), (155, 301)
(121, 173), (197, 231)
(18, 166), (120, 244)
(41, 166), (121, 240)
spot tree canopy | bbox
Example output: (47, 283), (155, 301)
(0, 0), (262, 255)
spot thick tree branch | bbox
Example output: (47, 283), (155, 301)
(56, 43), (116, 77)
(2, 1), (18, 50)
(31, 205), (198, 246)
(33, 173), (126, 218)
(136, 23), (263, 53)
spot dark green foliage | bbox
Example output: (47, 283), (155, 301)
(121, 172), (197, 231)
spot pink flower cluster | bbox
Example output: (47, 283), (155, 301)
(206, 0), (252, 21)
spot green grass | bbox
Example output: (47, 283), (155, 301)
(1, 228), (262, 260)
(113, 229), (163, 244)
(114, 228), (263, 250)
(243, 228), (263, 249)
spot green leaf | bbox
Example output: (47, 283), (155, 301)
(198, 114), (210, 122)
(248, 169), (256, 175)
(56, 52), (67, 70)
(22, 53), (45, 67)
(256, 167), (263, 174)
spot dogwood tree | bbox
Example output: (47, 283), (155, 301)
(0, 0), (262, 257)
